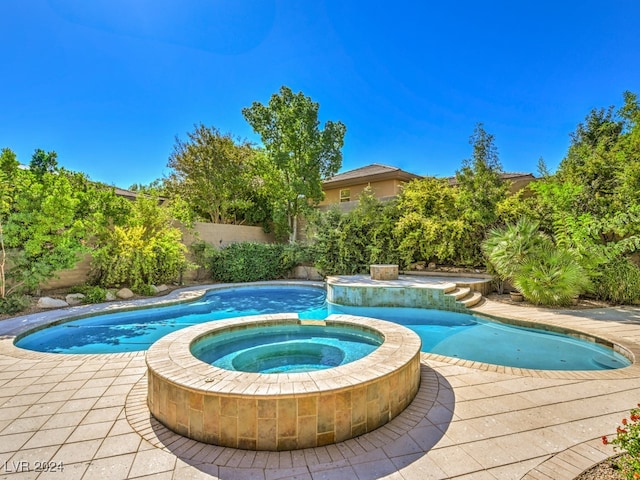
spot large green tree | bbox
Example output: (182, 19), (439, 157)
(455, 123), (508, 226)
(165, 124), (263, 225)
(242, 86), (346, 242)
(0, 150), (90, 302)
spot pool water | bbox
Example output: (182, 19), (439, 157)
(191, 324), (382, 373)
(15, 285), (631, 370)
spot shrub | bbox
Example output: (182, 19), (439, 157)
(592, 256), (640, 305)
(90, 195), (191, 291)
(0, 294), (30, 314)
(133, 284), (156, 296)
(69, 285), (107, 304)
(602, 403), (640, 479)
(513, 246), (590, 306)
(209, 242), (296, 282)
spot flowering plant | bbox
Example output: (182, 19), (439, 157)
(602, 403), (640, 479)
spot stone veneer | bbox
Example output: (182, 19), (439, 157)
(146, 314), (421, 451)
(370, 264), (399, 280)
(327, 275), (469, 312)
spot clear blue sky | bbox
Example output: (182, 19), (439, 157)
(2, 1), (639, 188)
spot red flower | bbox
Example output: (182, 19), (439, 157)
(622, 418), (628, 425)
(602, 435), (609, 445)
(631, 414), (640, 422)
(617, 426), (627, 434)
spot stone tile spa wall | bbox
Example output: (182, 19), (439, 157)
(146, 314), (422, 451)
(326, 276), (467, 312)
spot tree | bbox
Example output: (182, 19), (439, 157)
(0, 148), (19, 177)
(90, 194), (190, 292)
(455, 123), (508, 226)
(29, 149), (59, 177)
(165, 124), (261, 225)
(1, 166), (89, 300)
(242, 86), (346, 243)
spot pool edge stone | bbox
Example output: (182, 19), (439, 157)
(146, 314), (422, 451)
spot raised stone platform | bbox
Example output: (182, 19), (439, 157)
(146, 313), (421, 451)
(370, 264), (399, 280)
(326, 274), (485, 311)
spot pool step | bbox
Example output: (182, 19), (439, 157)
(459, 291), (484, 308)
(448, 287), (484, 308)
(450, 287), (471, 300)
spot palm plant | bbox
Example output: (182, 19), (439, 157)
(513, 246), (590, 306)
(482, 217), (551, 293)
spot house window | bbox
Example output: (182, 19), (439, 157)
(339, 189), (350, 202)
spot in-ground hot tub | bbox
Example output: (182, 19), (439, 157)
(146, 314), (421, 451)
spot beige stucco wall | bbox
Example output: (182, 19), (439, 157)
(40, 223), (277, 290)
(319, 179), (402, 207)
(183, 222), (275, 249)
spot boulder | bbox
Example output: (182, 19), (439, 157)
(116, 288), (135, 299)
(105, 291), (116, 301)
(156, 284), (169, 292)
(37, 297), (69, 309)
(65, 293), (85, 306)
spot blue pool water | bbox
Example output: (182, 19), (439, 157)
(191, 324), (382, 373)
(15, 285), (631, 370)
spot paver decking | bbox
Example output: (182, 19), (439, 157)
(0, 293), (639, 479)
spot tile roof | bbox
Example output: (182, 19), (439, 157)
(323, 163), (421, 185)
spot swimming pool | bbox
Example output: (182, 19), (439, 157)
(14, 284), (631, 370)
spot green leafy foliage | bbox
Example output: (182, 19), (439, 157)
(1, 154), (91, 300)
(165, 124), (267, 225)
(208, 242), (297, 282)
(482, 218), (552, 284)
(90, 195), (190, 291)
(308, 188), (400, 276)
(242, 86), (346, 242)
(602, 403), (640, 479)
(0, 294), (30, 314)
(513, 246), (590, 306)
(482, 218), (591, 304)
(69, 285), (108, 304)
(591, 256), (640, 305)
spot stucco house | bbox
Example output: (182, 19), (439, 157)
(319, 163), (421, 211)
(320, 164), (535, 210)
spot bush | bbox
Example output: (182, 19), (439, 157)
(209, 242), (296, 282)
(592, 257), (640, 305)
(133, 284), (156, 296)
(602, 403), (640, 479)
(0, 294), (30, 314)
(513, 246), (590, 306)
(90, 195), (191, 291)
(69, 285), (107, 304)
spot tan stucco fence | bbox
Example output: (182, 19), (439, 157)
(38, 222), (276, 290)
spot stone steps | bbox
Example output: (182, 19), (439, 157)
(447, 287), (485, 309)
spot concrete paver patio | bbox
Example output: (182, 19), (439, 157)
(0, 291), (639, 479)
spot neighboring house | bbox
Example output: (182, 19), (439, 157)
(320, 164), (536, 210)
(319, 163), (421, 211)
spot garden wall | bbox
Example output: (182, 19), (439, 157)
(41, 223), (277, 290)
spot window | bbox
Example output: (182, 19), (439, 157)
(339, 189), (350, 202)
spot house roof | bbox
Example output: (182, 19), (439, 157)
(323, 163), (421, 189)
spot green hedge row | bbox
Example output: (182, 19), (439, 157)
(208, 242), (300, 283)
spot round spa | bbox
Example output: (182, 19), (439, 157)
(146, 314), (422, 451)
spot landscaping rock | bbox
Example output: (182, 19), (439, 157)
(116, 288), (134, 299)
(156, 284), (169, 292)
(37, 297), (69, 309)
(65, 293), (85, 306)
(105, 291), (116, 301)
